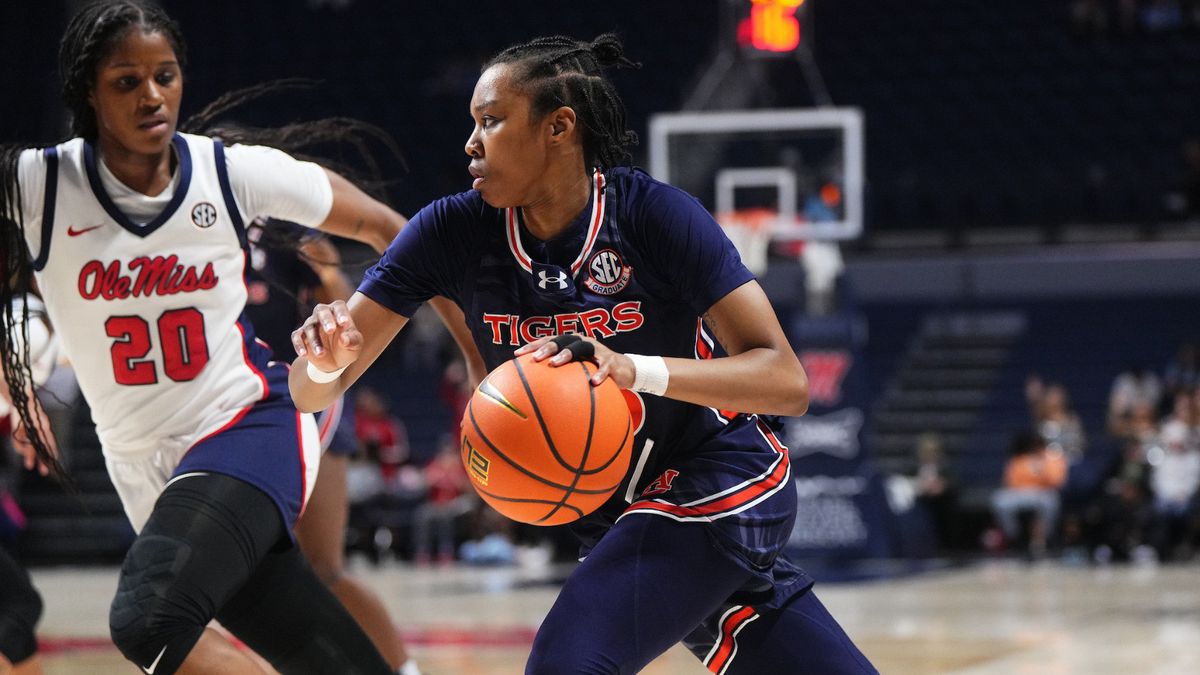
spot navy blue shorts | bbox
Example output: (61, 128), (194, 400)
(578, 414), (813, 610)
(173, 388), (320, 533)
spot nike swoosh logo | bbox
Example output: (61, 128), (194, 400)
(67, 224), (103, 236)
(479, 377), (527, 419)
(144, 645), (168, 674)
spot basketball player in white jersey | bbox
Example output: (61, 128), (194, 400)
(0, 2), (478, 673)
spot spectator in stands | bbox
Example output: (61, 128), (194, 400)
(1162, 391), (1198, 439)
(1147, 420), (1200, 560)
(412, 435), (475, 565)
(1163, 342), (1199, 401)
(354, 387), (411, 480)
(1028, 380), (1088, 462)
(1089, 439), (1153, 564)
(459, 506), (517, 566)
(1108, 364), (1162, 438)
(1114, 403), (1160, 449)
(991, 431), (1069, 558)
(911, 433), (958, 551)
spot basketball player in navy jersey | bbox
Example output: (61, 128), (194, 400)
(291, 34), (877, 674)
(0, 1), (452, 673)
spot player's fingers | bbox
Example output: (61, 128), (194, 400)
(331, 300), (353, 326)
(314, 305), (338, 334)
(550, 338), (594, 366)
(591, 360), (613, 385)
(338, 327), (363, 351)
(514, 335), (556, 357)
(303, 319), (327, 355)
(291, 327), (309, 357)
(533, 334), (584, 362)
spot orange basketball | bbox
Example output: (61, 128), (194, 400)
(460, 353), (634, 526)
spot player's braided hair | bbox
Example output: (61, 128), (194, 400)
(486, 33), (641, 170)
(1, 1), (401, 480)
(0, 147), (67, 481)
(182, 78), (404, 202)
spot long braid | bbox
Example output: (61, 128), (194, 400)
(182, 77), (401, 178)
(0, 145), (67, 480)
(486, 33), (641, 170)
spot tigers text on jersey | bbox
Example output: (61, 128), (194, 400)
(21, 134), (301, 457)
(360, 167), (762, 499)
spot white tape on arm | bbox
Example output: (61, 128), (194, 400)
(627, 354), (669, 396)
(306, 360), (347, 384)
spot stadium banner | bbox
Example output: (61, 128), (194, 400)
(782, 313), (894, 559)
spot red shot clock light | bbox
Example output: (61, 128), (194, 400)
(737, 0), (806, 53)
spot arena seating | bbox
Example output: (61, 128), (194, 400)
(810, 0), (1200, 231)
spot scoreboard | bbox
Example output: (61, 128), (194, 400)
(735, 0), (809, 54)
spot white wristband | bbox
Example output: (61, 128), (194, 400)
(627, 354), (669, 396)
(306, 360), (347, 384)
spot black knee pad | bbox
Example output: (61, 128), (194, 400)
(0, 555), (42, 664)
(109, 534), (205, 675)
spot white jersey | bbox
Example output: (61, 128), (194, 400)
(20, 133), (331, 459)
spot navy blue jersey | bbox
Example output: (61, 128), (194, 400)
(360, 168), (758, 501)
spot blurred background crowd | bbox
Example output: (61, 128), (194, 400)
(3, 0), (1200, 574)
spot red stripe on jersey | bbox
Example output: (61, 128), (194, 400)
(506, 208), (533, 273)
(694, 320), (738, 420)
(706, 605), (758, 674)
(625, 421), (788, 519)
(318, 396), (341, 445)
(506, 170), (606, 277)
(695, 318), (714, 359)
(570, 172), (607, 275)
(235, 321), (269, 400)
(187, 404), (253, 451)
(296, 410), (309, 518)
(236, 249), (269, 400)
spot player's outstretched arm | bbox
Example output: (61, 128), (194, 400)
(289, 292), (408, 412)
(316, 169), (406, 254)
(519, 281), (808, 417)
(312, 172), (487, 382)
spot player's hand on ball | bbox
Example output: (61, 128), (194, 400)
(515, 334), (636, 389)
(292, 300), (362, 372)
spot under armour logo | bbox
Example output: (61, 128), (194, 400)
(537, 269), (569, 290)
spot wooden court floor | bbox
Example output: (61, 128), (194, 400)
(28, 559), (1200, 674)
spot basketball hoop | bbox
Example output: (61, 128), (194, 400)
(715, 208), (781, 274)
